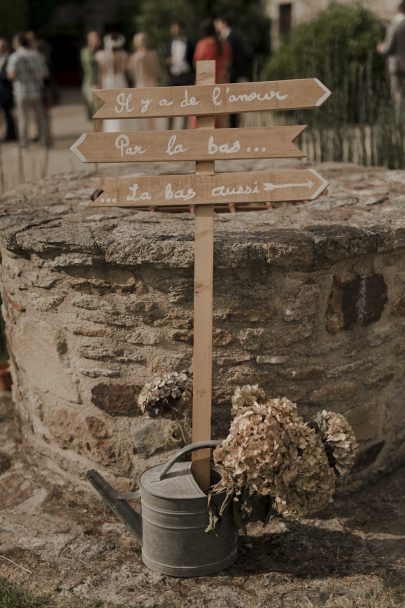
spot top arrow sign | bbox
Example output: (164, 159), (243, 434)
(93, 78), (331, 119)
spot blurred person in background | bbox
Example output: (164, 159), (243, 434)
(24, 30), (54, 143)
(25, 31), (38, 51)
(128, 32), (162, 130)
(0, 39), (17, 141)
(80, 31), (101, 120)
(214, 15), (247, 127)
(129, 32), (162, 88)
(192, 19), (231, 127)
(7, 32), (49, 147)
(96, 32), (128, 131)
(193, 19), (231, 84)
(378, 1), (405, 116)
(165, 20), (194, 129)
(37, 38), (54, 145)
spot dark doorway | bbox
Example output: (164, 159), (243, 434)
(48, 34), (81, 86)
(279, 3), (292, 39)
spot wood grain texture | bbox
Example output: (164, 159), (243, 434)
(93, 169), (328, 208)
(93, 90), (102, 134)
(71, 126), (306, 163)
(93, 78), (331, 119)
(191, 60), (215, 491)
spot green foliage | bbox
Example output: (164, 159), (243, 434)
(260, 3), (405, 169)
(0, 579), (51, 608)
(263, 2), (387, 126)
(28, 1), (65, 36)
(113, 1), (142, 48)
(264, 2), (385, 91)
(136, 0), (189, 57)
(0, 0), (28, 41)
(136, 0), (270, 77)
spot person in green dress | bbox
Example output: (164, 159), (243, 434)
(80, 31), (101, 120)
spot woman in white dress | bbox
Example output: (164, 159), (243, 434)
(96, 33), (129, 132)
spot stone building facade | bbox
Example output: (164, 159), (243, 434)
(266, 0), (399, 49)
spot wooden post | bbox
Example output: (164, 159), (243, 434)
(191, 61), (216, 490)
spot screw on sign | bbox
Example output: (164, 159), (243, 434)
(71, 60), (331, 491)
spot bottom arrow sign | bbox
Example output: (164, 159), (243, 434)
(92, 169), (328, 208)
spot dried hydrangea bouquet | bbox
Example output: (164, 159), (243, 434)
(138, 374), (357, 532)
(210, 385), (357, 530)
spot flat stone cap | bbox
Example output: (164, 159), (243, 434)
(0, 163), (404, 270)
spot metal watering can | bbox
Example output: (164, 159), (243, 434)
(86, 441), (238, 577)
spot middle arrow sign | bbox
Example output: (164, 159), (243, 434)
(70, 126), (306, 163)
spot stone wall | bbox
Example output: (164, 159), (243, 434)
(0, 163), (405, 485)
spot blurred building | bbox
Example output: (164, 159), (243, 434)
(267, 0), (399, 49)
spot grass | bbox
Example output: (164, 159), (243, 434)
(0, 579), (52, 608)
(0, 579), (179, 608)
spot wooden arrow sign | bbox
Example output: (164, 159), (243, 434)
(70, 126), (306, 163)
(71, 60), (331, 492)
(93, 169), (328, 208)
(93, 78), (331, 119)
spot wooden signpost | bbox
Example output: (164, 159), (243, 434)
(92, 170), (327, 208)
(91, 78), (330, 118)
(71, 62), (331, 491)
(71, 125), (306, 163)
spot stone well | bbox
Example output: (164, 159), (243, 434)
(1, 162), (405, 485)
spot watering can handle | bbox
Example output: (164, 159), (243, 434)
(159, 440), (221, 481)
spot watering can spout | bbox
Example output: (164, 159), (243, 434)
(86, 469), (143, 544)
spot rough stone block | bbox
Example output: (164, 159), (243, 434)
(283, 283), (320, 322)
(16, 319), (81, 404)
(91, 383), (142, 416)
(126, 328), (162, 345)
(326, 273), (387, 334)
(346, 403), (383, 442)
(391, 295), (405, 317)
(256, 355), (289, 365)
(309, 381), (357, 405)
(213, 329), (233, 347)
(276, 366), (324, 381)
(238, 328), (264, 350)
(131, 417), (180, 457)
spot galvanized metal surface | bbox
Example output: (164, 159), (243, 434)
(87, 441), (238, 577)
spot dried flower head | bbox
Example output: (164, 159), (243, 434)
(213, 393), (336, 518)
(231, 384), (267, 416)
(311, 410), (358, 477)
(271, 422), (336, 517)
(138, 372), (191, 418)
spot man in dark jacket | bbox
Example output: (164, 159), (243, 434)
(378, 1), (405, 116)
(0, 39), (17, 141)
(214, 15), (247, 127)
(165, 21), (194, 129)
